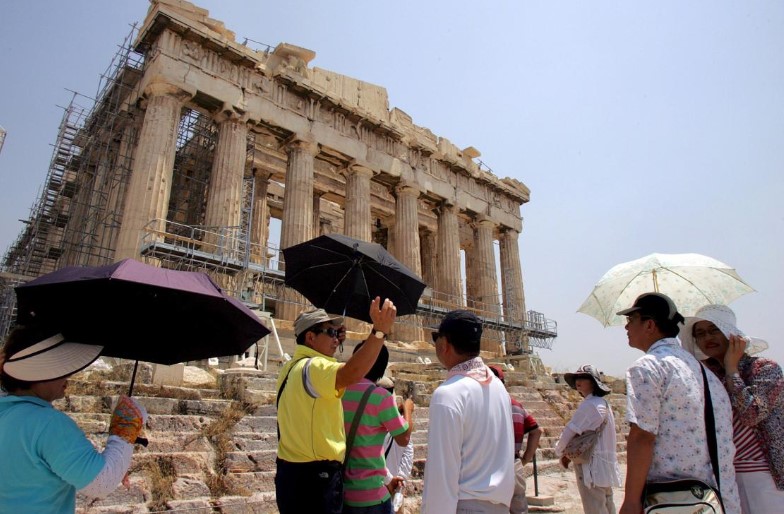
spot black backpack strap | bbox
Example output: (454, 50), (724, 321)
(344, 383), (376, 467)
(276, 358), (309, 441)
(384, 436), (395, 458)
(701, 364), (724, 507)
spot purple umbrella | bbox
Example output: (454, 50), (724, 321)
(15, 259), (270, 393)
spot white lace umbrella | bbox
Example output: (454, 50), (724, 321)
(578, 253), (755, 327)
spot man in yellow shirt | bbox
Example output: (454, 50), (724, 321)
(275, 296), (396, 514)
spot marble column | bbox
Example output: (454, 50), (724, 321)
(435, 202), (462, 308)
(420, 229), (436, 295)
(278, 138), (318, 321)
(385, 218), (396, 256)
(104, 122), (137, 260)
(250, 170), (271, 265)
(393, 183), (423, 341)
(473, 216), (501, 353)
(464, 241), (478, 309)
(203, 115), (248, 254)
(344, 164), (374, 242)
(115, 83), (189, 261)
(499, 227), (528, 353)
(342, 164), (374, 333)
(313, 193), (323, 237)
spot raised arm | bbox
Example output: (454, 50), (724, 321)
(393, 398), (415, 447)
(724, 338), (782, 427)
(335, 297), (396, 389)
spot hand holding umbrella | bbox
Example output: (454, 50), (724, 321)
(369, 296), (397, 338)
(282, 234), (425, 324)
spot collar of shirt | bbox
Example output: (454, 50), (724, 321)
(648, 337), (679, 353)
(292, 344), (338, 362)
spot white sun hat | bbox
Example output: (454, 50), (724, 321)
(679, 304), (768, 360)
(3, 333), (103, 382)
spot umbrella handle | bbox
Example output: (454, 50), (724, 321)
(127, 361), (147, 446)
(128, 361), (138, 397)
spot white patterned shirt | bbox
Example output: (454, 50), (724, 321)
(554, 394), (621, 488)
(626, 338), (741, 514)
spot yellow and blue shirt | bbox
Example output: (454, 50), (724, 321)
(276, 344), (346, 462)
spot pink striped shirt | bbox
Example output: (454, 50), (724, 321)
(733, 416), (768, 473)
(342, 379), (408, 507)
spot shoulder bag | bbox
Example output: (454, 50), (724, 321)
(642, 365), (725, 513)
(563, 398), (609, 464)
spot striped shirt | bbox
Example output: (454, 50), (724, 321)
(733, 417), (769, 473)
(342, 379), (409, 507)
(511, 397), (539, 455)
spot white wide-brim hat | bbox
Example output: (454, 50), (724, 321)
(563, 364), (612, 397)
(679, 304), (768, 360)
(3, 333), (103, 382)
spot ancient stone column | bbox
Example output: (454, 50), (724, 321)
(203, 115), (248, 255)
(435, 202), (462, 309)
(499, 227), (528, 352)
(393, 183), (423, 342)
(115, 83), (189, 261)
(393, 185), (418, 257)
(342, 165), (374, 333)
(344, 164), (374, 242)
(420, 229), (436, 292)
(278, 138), (318, 321)
(385, 219), (396, 258)
(313, 193), (323, 237)
(250, 170), (271, 265)
(103, 121), (137, 260)
(464, 240), (478, 309)
(473, 216), (501, 353)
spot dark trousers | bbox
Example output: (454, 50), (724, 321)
(275, 458), (343, 514)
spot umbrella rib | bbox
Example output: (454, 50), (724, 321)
(606, 271), (649, 323)
(286, 261), (350, 283)
(663, 267), (740, 303)
(322, 265), (358, 307)
(363, 265), (417, 311)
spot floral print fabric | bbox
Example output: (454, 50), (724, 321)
(626, 338), (741, 514)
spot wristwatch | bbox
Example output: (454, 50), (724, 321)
(372, 328), (386, 340)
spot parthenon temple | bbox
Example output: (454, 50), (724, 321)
(0, 0), (556, 355)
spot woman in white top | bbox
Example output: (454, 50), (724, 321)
(555, 364), (621, 514)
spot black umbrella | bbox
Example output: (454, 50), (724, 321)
(281, 234), (427, 323)
(15, 258), (270, 394)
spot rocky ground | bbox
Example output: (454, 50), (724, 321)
(529, 465), (627, 513)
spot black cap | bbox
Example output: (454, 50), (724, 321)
(616, 292), (684, 324)
(438, 309), (483, 347)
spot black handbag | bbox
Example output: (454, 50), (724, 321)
(642, 365), (725, 513)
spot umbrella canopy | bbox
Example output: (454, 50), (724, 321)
(282, 234), (426, 323)
(15, 259), (270, 365)
(578, 252), (755, 327)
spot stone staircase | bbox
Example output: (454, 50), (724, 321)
(62, 330), (627, 513)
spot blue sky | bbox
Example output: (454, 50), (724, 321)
(1, 1), (782, 375)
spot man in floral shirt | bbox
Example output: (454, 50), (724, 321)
(616, 293), (741, 514)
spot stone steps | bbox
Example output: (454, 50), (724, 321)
(64, 359), (630, 512)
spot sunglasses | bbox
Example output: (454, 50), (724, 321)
(312, 327), (340, 338)
(430, 332), (442, 344)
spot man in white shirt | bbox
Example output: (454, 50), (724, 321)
(422, 310), (515, 514)
(617, 292), (741, 514)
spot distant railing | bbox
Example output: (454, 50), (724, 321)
(138, 220), (557, 352)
